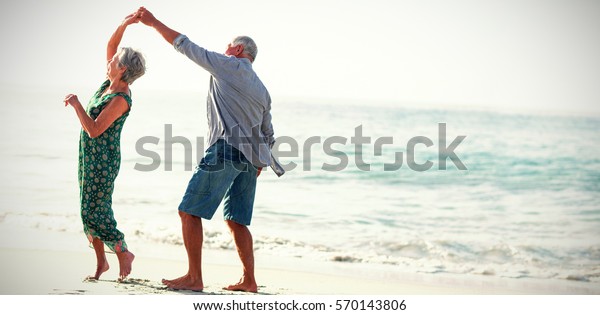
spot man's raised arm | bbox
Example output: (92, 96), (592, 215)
(138, 7), (181, 45)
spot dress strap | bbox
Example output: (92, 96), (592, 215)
(111, 92), (132, 108)
(94, 80), (111, 98)
(100, 92), (132, 110)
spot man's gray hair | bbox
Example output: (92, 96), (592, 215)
(232, 36), (258, 62)
(118, 47), (146, 84)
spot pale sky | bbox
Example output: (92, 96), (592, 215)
(1, 0), (599, 115)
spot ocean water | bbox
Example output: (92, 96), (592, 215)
(1, 86), (599, 284)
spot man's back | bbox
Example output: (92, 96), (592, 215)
(173, 34), (275, 168)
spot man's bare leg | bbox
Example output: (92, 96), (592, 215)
(162, 211), (204, 291)
(223, 220), (258, 293)
(87, 237), (109, 280)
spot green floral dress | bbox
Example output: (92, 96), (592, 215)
(78, 80), (132, 253)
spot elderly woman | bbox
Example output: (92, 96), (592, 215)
(64, 12), (145, 281)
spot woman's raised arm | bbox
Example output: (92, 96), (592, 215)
(106, 12), (140, 62)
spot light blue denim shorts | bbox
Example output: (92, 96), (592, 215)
(178, 139), (258, 225)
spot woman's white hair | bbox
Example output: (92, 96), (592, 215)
(232, 36), (258, 62)
(117, 47), (146, 84)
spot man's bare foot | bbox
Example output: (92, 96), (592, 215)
(223, 276), (257, 293)
(162, 274), (204, 291)
(116, 250), (135, 282)
(86, 259), (109, 280)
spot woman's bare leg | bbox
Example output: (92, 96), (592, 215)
(87, 237), (109, 280)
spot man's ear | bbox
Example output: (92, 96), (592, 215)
(235, 44), (244, 55)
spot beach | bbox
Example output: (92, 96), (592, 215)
(0, 94), (599, 315)
(1, 88), (599, 298)
(1, 225), (598, 296)
(1, 3), (600, 315)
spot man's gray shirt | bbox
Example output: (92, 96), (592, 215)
(173, 34), (277, 169)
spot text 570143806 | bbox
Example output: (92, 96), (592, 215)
(335, 299), (407, 311)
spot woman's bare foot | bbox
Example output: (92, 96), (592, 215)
(116, 250), (135, 282)
(86, 259), (109, 280)
(223, 276), (257, 293)
(162, 274), (204, 291)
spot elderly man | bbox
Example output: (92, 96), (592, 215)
(137, 6), (282, 292)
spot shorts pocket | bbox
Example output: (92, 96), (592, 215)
(186, 168), (211, 195)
